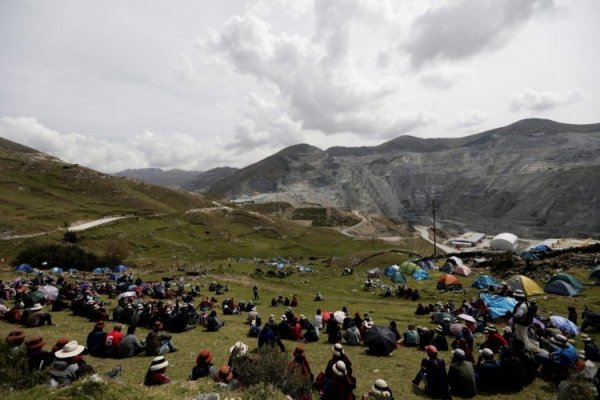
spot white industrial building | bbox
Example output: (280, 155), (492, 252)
(490, 232), (519, 251)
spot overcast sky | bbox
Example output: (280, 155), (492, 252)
(0, 0), (598, 173)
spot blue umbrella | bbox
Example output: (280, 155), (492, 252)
(549, 315), (579, 336)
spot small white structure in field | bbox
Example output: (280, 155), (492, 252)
(490, 232), (518, 251)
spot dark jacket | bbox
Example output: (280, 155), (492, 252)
(448, 359), (476, 397)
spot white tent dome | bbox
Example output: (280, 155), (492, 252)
(490, 232), (518, 251)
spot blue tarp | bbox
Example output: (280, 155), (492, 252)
(519, 251), (539, 261)
(16, 263), (33, 273)
(412, 270), (431, 280)
(480, 293), (517, 319)
(472, 275), (499, 289)
(384, 266), (397, 277)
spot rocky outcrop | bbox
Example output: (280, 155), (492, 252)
(208, 119), (600, 238)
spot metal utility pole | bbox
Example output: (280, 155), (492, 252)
(432, 199), (437, 257)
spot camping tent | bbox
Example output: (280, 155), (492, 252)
(50, 267), (64, 274)
(412, 270), (431, 280)
(447, 256), (464, 267)
(453, 265), (472, 276)
(490, 233), (518, 251)
(437, 274), (461, 290)
(506, 275), (544, 296)
(440, 262), (454, 273)
(391, 271), (407, 284)
(384, 265), (399, 277)
(480, 293), (517, 319)
(472, 275), (499, 289)
(399, 261), (420, 275)
(114, 265), (128, 273)
(544, 280), (579, 297)
(591, 265), (600, 280)
(547, 273), (583, 292)
(16, 264), (33, 273)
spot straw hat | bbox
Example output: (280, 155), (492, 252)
(55, 341), (85, 359)
(149, 355), (169, 371)
(371, 379), (391, 396)
(552, 335), (568, 347)
(435, 325), (443, 333)
(513, 289), (526, 299)
(332, 360), (347, 377)
(30, 303), (44, 311)
(6, 329), (26, 345)
(482, 348), (494, 358)
(332, 343), (343, 357)
(229, 341), (248, 357)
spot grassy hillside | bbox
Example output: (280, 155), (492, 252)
(0, 139), (212, 237)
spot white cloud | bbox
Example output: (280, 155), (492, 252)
(453, 109), (487, 128)
(510, 87), (583, 112)
(0, 117), (253, 173)
(404, 0), (558, 68)
(418, 67), (469, 89)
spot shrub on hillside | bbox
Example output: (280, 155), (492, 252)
(0, 341), (47, 390)
(12, 243), (125, 271)
(232, 346), (312, 399)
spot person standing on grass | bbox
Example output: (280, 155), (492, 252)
(511, 290), (532, 351)
(253, 285), (259, 301)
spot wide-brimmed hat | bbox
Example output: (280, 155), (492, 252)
(453, 348), (466, 359)
(218, 365), (233, 382)
(513, 289), (526, 299)
(30, 303), (44, 311)
(332, 343), (343, 356)
(26, 336), (46, 350)
(435, 325), (443, 333)
(582, 335), (592, 342)
(149, 355), (169, 371)
(363, 321), (374, 329)
(6, 329), (26, 344)
(482, 348), (494, 358)
(371, 379), (391, 396)
(55, 341), (85, 359)
(229, 341), (248, 357)
(551, 334), (568, 346)
(332, 360), (347, 377)
(52, 337), (69, 352)
(578, 350), (586, 360)
(281, 314), (287, 321)
(196, 348), (213, 364)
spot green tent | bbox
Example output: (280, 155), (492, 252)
(590, 265), (600, 280)
(391, 271), (407, 283)
(399, 261), (420, 275)
(548, 273), (584, 291)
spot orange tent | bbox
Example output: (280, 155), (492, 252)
(437, 274), (462, 290)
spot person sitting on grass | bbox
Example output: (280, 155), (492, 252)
(189, 348), (217, 380)
(362, 379), (394, 400)
(25, 336), (54, 371)
(412, 345), (450, 400)
(206, 310), (225, 332)
(54, 340), (94, 380)
(448, 348), (476, 398)
(321, 361), (356, 400)
(146, 320), (177, 356)
(118, 325), (145, 358)
(144, 356), (171, 386)
(402, 324), (419, 347)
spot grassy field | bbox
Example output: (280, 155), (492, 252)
(2, 258), (599, 400)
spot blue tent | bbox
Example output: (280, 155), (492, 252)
(519, 251), (539, 261)
(92, 267), (111, 273)
(472, 275), (499, 289)
(480, 293), (517, 319)
(384, 266), (398, 277)
(114, 265), (128, 273)
(547, 273), (583, 291)
(591, 265), (600, 280)
(16, 263), (33, 273)
(544, 280), (579, 297)
(391, 271), (407, 283)
(412, 270), (431, 280)
(50, 267), (64, 274)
